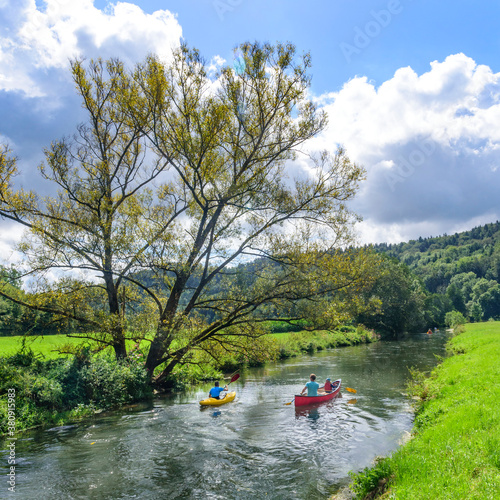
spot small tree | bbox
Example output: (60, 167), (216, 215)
(357, 255), (427, 337)
(0, 60), (170, 358)
(445, 310), (466, 328)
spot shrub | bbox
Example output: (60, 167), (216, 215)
(81, 356), (151, 408)
(350, 457), (394, 499)
(0, 348), (152, 434)
(445, 310), (466, 328)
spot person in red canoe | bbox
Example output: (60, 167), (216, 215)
(300, 374), (319, 397)
(319, 377), (334, 394)
(209, 381), (228, 399)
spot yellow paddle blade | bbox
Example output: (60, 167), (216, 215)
(347, 398), (357, 405)
(346, 387), (357, 394)
(284, 401), (293, 405)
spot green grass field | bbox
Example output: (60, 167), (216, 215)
(351, 321), (500, 499)
(0, 334), (90, 359)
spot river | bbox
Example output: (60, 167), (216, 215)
(2, 331), (450, 499)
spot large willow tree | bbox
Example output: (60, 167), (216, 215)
(0, 42), (375, 384)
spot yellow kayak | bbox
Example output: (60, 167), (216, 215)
(199, 391), (236, 406)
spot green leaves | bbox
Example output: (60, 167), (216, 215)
(0, 42), (373, 382)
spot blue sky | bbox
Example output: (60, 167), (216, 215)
(97, 0), (500, 95)
(1, 0), (500, 256)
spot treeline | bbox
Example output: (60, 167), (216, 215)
(5, 217), (499, 341)
(0, 267), (59, 336)
(5, 220), (500, 340)
(372, 221), (500, 326)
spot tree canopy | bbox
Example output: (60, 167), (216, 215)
(372, 221), (500, 325)
(0, 42), (374, 385)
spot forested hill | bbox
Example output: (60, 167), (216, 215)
(371, 221), (500, 323)
(373, 221), (500, 293)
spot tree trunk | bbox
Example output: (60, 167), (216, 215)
(104, 272), (127, 360)
(112, 328), (128, 360)
(145, 338), (164, 381)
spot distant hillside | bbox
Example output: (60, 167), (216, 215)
(372, 221), (500, 322)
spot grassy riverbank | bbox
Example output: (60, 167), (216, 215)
(350, 321), (500, 499)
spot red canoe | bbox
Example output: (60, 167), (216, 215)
(294, 379), (342, 407)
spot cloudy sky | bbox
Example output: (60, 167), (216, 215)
(1, 0), (500, 255)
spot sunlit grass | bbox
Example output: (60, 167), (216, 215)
(0, 334), (88, 358)
(351, 321), (500, 499)
(0, 334), (145, 359)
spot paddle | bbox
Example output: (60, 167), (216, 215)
(345, 387), (357, 394)
(221, 373), (240, 395)
(221, 373), (240, 399)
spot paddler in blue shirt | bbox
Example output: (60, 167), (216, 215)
(300, 373), (319, 397)
(209, 381), (228, 399)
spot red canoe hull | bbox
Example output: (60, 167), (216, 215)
(294, 379), (341, 407)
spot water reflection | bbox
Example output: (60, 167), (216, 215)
(295, 407), (321, 421)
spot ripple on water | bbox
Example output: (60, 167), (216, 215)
(7, 334), (449, 499)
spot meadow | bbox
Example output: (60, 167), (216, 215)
(0, 334), (86, 359)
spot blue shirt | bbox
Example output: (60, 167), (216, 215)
(305, 381), (319, 396)
(209, 386), (225, 398)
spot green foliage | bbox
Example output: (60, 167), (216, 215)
(273, 325), (377, 358)
(350, 457), (393, 499)
(81, 356), (151, 408)
(0, 265), (63, 336)
(0, 347), (152, 434)
(356, 255), (427, 337)
(445, 310), (466, 328)
(265, 319), (311, 333)
(373, 221), (500, 325)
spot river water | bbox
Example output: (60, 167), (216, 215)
(2, 332), (450, 499)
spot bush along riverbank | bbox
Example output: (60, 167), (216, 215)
(349, 321), (500, 499)
(0, 347), (152, 435)
(274, 325), (378, 358)
(200, 325), (379, 374)
(0, 325), (377, 435)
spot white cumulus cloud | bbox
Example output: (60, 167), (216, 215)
(313, 53), (500, 243)
(0, 0), (182, 97)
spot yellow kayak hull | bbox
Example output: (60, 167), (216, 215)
(199, 391), (236, 406)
